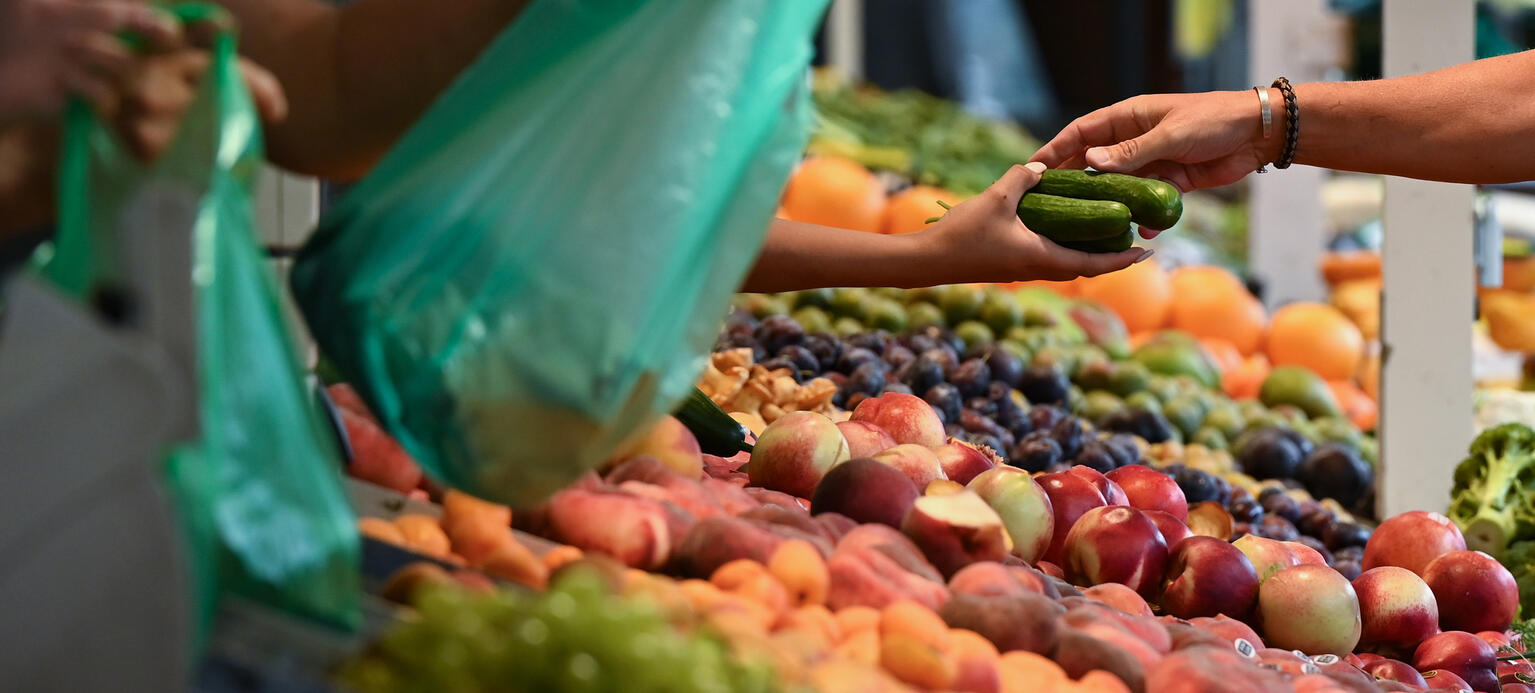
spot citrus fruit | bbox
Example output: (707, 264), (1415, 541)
(1168, 265), (1267, 355)
(780, 156), (886, 232)
(1265, 302), (1364, 381)
(881, 185), (960, 235)
(1075, 260), (1172, 333)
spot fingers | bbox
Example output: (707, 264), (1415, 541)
(989, 161), (1046, 209)
(1031, 99), (1144, 169)
(60, 64), (118, 116)
(1037, 243), (1150, 281)
(63, 2), (180, 47)
(238, 59), (288, 124)
(69, 31), (136, 83)
(1083, 125), (1177, 174)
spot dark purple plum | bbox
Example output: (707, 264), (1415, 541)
(1227, 496), (1263, 524)
(1295, 510), (1335, 539)
(996, 407), (1031, 442)
(1027, 405), (1064, 432)
(1322, 522), (1371, 551)
(1009, 432), (1062, 473)
(1332, 558), (1362, 581)
(1258, 491), (1302, 523)
(901, 354), (947, 394)
(1256, 515), (1298, 542)
(754, 315), (804, 353)
(836, 347), (881, 375)
(920, 347), (959, 373)
(1017, 365), (1069, 406)
(1104, 434), (1141, 468)
(880, 383), (913, 396)
(777, 345), (819, 374)
(966, 397), (998, 418)
(1073, 440), (1117, 473)
(1172, 466), (1223, 504)
(883, 344), (915, 370)
(846, 331), (890, 355)
(758, 356), (804, 382)
(982, 347), (1024, 389)
(962, 432), (1006, 459)
(802, 333), (843, 371)
(845, 362), (887, 396)
(923, 383), (963, 425)
(1298, 443), (1373, 508)
(1096, 407), (1174, 444)
(949, 358), (992, 399)
(1050, 417), (1085, 460)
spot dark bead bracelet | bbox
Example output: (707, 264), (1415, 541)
(1271, 77), (1299, 169)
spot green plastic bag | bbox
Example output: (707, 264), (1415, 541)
(37, 3), (360, 634)
(292, 0), (827, 506)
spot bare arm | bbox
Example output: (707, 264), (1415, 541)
(741, 164), (1148, 293)
(1032, 49), (1535, 192)
(217, 0), (531, 180)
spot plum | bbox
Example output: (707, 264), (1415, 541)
(1104, 433), (1141, 468)
(1296, 509), (1335, 538)
(880, 383), (913, 396)
(923, 383), (963, 424)
(919, 347), (960, 372)
(845, 361), (887, 396)
(754, 315), (805, 353)
(1028, 405), (1064, 432)
(995, 407), (1032, 442)
(1237, 428), (1306, 481)
(1256, 515), (1298, 542)
(777, 344), (819, 374)
(966, 397), (998, 418)
(1258, 489), (1302, 522)
(717, 331), (767, 362)
(1323, 522), (1371, 551)
(1097, 407), (1175, 444)
(1172, 466), (1223, 504)
(901, 354), (948, 394)
(1298, 443), (1373, 508)
(802, 333), (842, 371)
(759, 356), (804, 382)
(1017, 365), (1070, 405)
(1009, 432), (1062, 473)
(1227, 496), (1263, 523)
(846, 330), (890, 355)
(1073, 440), (1118, 473)
(982, 346), (1025, 389)
(883, 344), (915, 370)
(1051, 417), (1086, 460)
(1333, 557), (1362, 580)
(836, 346), (881, 375)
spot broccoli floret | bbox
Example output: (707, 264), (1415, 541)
(1506, 541), (1535, 620)
(1449, 423), (1535, 557)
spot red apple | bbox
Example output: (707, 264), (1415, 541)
(1363, 510), (1467, 576)
(901, 490), (1012, 577)
(1423, 550), (1519, 634)
(1352, 566), (1440, 655)
(873, 444), (946, 490)
(1107, 465), (1189, 521)
(1414, 631), (1497, 693)
(1037, 471), (1108, 565)
(1419, 668), (1474, 693)
(747, 411), (850, 498)
(849, 392), (946, 448)
(1065, 465), (1130, 505)
(1161, 535), (1260, 620)
(967, 467), (1054, 564)
(1142, 509), (1193, 550)
(1256, 564), (1362, 655)
(932, 438), (998, 485)
(1362, 658), (1427, 687)
(810, 457), (919, 528)
(835, 420), (897, 459)
(1234, 534), (1304, 583)
(1062, 505), (1169, 600)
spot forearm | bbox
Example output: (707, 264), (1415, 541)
(1293, 50), (1535, 183)
(221, 0), (530, 180)
(742, 219), (961, 293)
(0, 125), (56, 239)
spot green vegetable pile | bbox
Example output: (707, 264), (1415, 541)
(339, 569), (780, 693)
(808, 73), (1039, 196)
(1449, 422), (1535, 615)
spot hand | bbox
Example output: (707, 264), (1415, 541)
(0, 0), (179, 124)
(1030, 90), (1281, 195)
(112, 49), (286, 161)
(916, 162), (1151, 282)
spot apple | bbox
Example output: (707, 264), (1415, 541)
(1233, 534), (1303, 583)
(1418, 668), (1474, 693)
(850, 392), (946, 448)
(873, 444), (947, 490)
(810, 457), (919, 528)
(1256, 564), (1362, 655)
(1362, 658), (1428, 687)
(1352, 566), (1440, 654)
(1362, 510), (1467, 576)
(1065, 465), (1130, 505)
(933, 438), (999, 485)
(1037, 471), (1108, 565)
(1107, 465), (1189, 521)
(967, 467), (1054, 564)
(901, 490), (1013, 577)
(835, 420), (897, 459)
(747, 411), (850, 498)
(1062, 505), (1169, 600)
(1143, 509), (1193, 550)
(1423, 550), (1519, 634)
(1161, 535), (1260, 620)
(1414, 631), (1497, 693)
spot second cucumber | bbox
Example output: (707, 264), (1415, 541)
(1034, 169), (1183, 231)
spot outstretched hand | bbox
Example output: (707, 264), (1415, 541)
(919, 161), (1151, 282)
(1030, 90), (1280, 196)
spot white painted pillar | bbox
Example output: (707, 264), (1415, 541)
(253, 165), (321, 360)
(1246, 0), (1341, 308)
(1378, 0), (1475, 517)
(825, 0), (865, 82)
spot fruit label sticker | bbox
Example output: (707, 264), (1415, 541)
(1233, 639), (1256, 658)
(1310, 654), (1339, 666)
(1291, 650), (1307, 660)
(1301, 663), (1320, 675)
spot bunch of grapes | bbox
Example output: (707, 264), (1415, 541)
(340, 570), (780, 693)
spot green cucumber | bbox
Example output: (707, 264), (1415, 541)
(674, 387), (752, 456)
(1035, 169), (1183, 230)
(1060, 228), (1135, 254)
(1017, 193), (1131, 242)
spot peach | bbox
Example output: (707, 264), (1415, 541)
(769, 539), (830, 607)
(1063, 505), (1169, 600)
(940, 592), (1063, 654)
(806, 659), (905, 692)
(837, 524), (945, 584)
(834, 629), (880, 665)
(677, 515), (785, 577)
(826, 547), (948, 611)
(700, 477), (758, 514)
(1161, 536), (1259, 621)
(968, 466), (1055, 564)
(1361, 658), (1428, 687)
(609, 414), (703, 478)
(1065, 465), (1130, 505)
(951, 655), (1002, 693)
(1083, 583), (1154, 617)
(1415, 631), (1497, 693)
(810, 458), (919, 528)
(1423, 550), (1519, 634)
(1233, 534), (1304, 583)
(902, 491), (1013, 577)
(740, 503), (839, 548)
(1038, 470), (1110, 565)
(615, 479), (723, 520)
(1256, 564), (1362, 655)
(743, 486), (810, 511)
(778, 604), (841, 644)
(1051, 627), (1146, 693)
(815, 513), (858, 541)
(1106, 465), (1188, 521)
(934, 438), (1000, 485)
(546, 487), (689, 570)
(1186, 615), (1263, 650)
(441, 489), (514, 563)
(873, 443), (947, 490)
(881, 599), (952, 651)
(835, 606), (881, 638)
(1362, 510), (1467, 576)
(1142, 509), (1193, 550)
(712, 559), (791, 617)
(949, 562), (1043, 599)
(1353, 566), (1440, 654)
(1417, 668), (1474, 692)
(748, 410), (850, 498)
(836, 420), (897, 459)
(1145, 646), (1290, 693)
(341, 408), (424, 493)
(926, 479), (967, 495)
(850, 392), (946, 448)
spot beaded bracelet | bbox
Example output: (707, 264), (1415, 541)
(1271, 77), (1299, 169)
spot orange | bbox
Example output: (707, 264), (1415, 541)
(1328, 380), (1378, 431)
(1002, 279), (1079, 297)
(1168, 266), (1267, 355)
(780, 156), (886, 232)
(1358, 351), (1380, 401)
(1223, 353), (1270, 401)
(881, 185), (961, 235)
(1075, 260), (1173, 333)
(1265, 302), (1364, 381)
(1198, 338), (1244, 377)
(1319, 251), (1382, 286)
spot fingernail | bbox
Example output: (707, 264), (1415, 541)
(1025, 161), (1047, 174)
(1086, 147), (1110, 167)
(1134, 249), (1155, 264)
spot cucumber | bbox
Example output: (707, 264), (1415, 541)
(1017, 193), (1131, 242)
(1059, 228), (1135, 254)
(674, 387), (752, 456)
(1035, 169), (1183, 230)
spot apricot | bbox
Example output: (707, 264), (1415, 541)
(1073, 670), (1133, 693)
(477, 538), (548, 589)
(393, 514), (451, 557)
(776, 604), (841, 648)
(835, 628), (881, 666)
(769, 540), (830, 607)
(880, 599), (952, 651)
(835, 606), (882, 638)
(711, 559), (791, 617)
(880, 632), (957, 691)
(541, 544), (584, 572)
(358, 517), (407, 546)
(999, 651), (1068, 693)
(948, 627), (1001, 662)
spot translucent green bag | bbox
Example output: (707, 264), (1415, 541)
(37, 3), (360, 633)
(292, 0), (827, 506)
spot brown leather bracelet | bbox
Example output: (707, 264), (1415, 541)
(1272, 77), (1299, 169)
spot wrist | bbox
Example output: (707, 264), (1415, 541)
(1254, 87), (1287, 166)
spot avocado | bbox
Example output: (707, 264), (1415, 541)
(1131, 338), (1221, 390)
(1108, 361), (1153, 397)
(1259, 365), (1341, 419)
